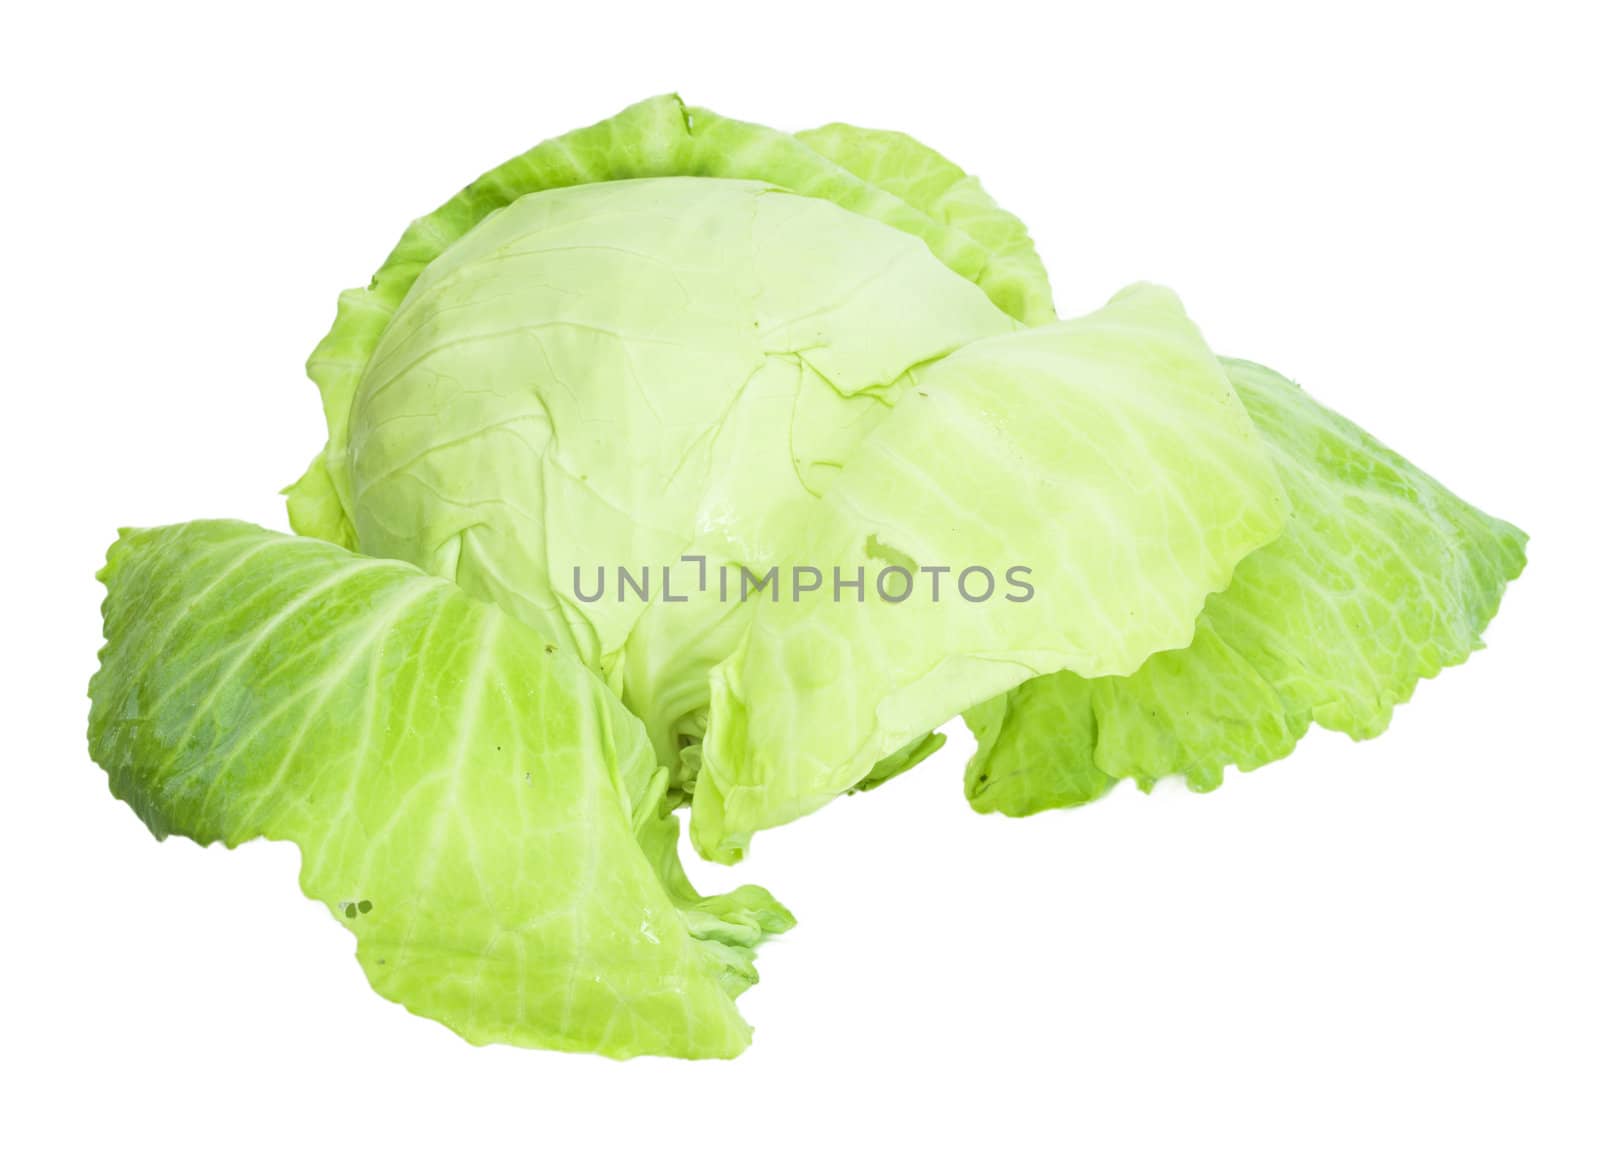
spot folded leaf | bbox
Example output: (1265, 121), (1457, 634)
(693, 285), (1289, 861)
(965, 359), (1528, 815)
(88, 520), (790, 1058)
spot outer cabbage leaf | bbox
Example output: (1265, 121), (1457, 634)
(965, 358), (1528, 816)
(87, 520), (791, 1059)
(692, 285), (1290, 862)
(288, 93), (1051, 549)
(795, 121), (1055, 324)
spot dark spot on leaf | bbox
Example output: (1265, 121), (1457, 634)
(343, 903), (358, 919)
(358, 900), (372, 914)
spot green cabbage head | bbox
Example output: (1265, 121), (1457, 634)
(86, 95), (1524, 1058)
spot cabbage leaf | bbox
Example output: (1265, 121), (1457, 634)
(963, 359), (1528, 814)
(692, 285), (1289, 860)
(88, 520), (790, 1058)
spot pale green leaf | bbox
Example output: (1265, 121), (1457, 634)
(88, 520), (790, 1058)
(693, 285), (1289, 861)
(965, 359), (1528, 815)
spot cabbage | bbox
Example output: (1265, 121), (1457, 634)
(322, 175), (1015, 773)
(86, 95), (1524, 1057)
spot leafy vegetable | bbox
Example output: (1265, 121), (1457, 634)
(87, 94), (1524, 1057)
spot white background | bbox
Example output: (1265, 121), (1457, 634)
(6, 2), (1596, 1154)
